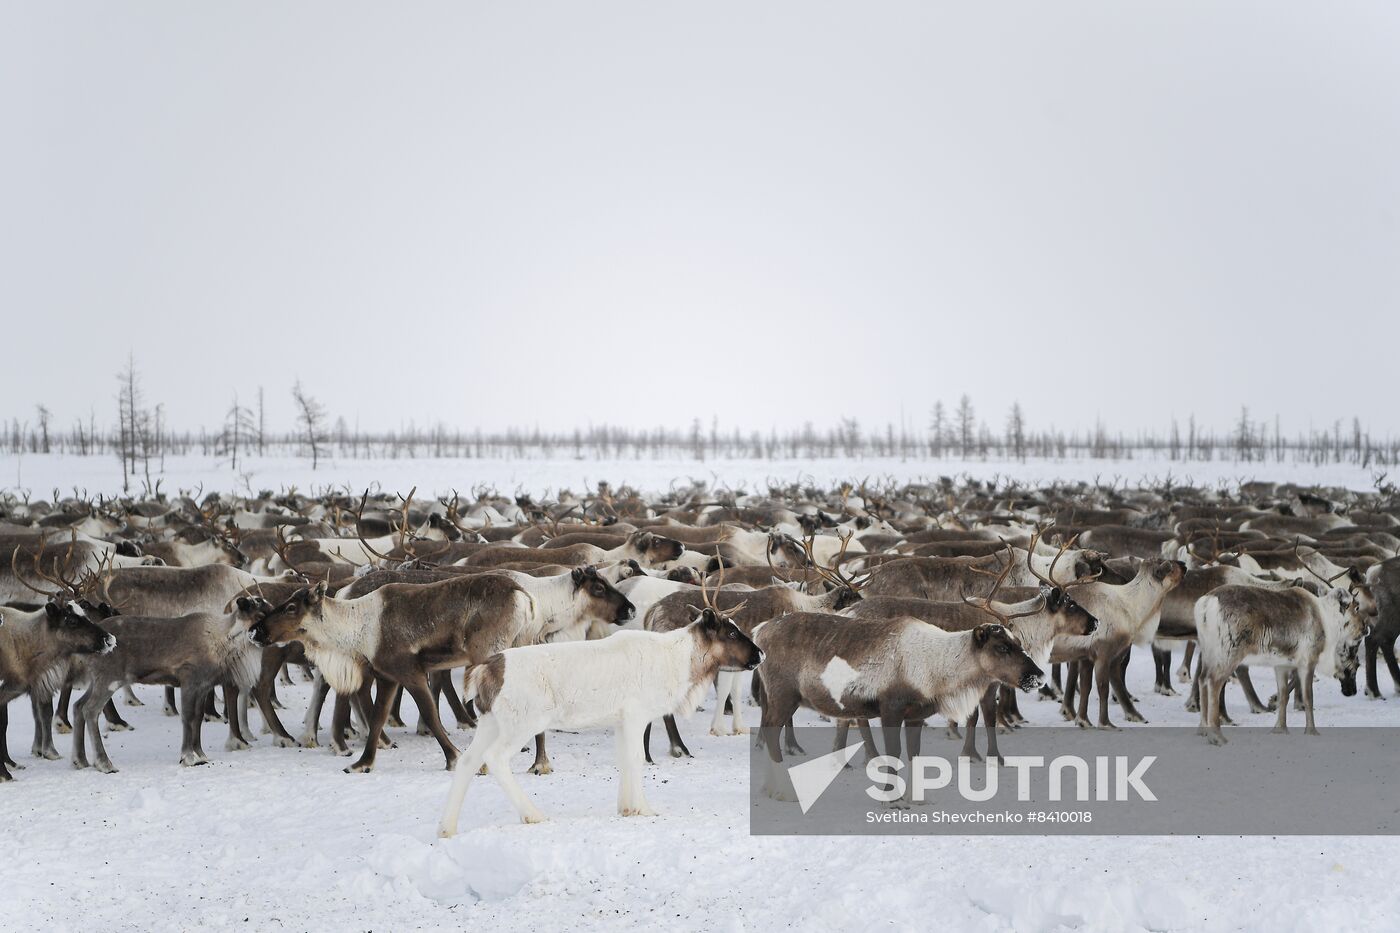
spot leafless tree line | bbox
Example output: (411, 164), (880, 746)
(2, 364), (1397, 474)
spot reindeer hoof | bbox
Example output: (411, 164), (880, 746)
(124, 694), (144, 707)
(620, 805), (657, 817)
(1183, 700), (1200, 713)
(1175, 669), (1192, 684)
(960, 751), (984, 764)
(1125, 713), (1147, 724)
(106, 722), (133, 733)
(1098, 722), (1121, 731)
(528, 762), (553, 776)
(96, 760), (119, 774)
(0, 770), (12, 782)
(344, 761), (374, 774)
(669, 747), (691, 759)
(1154, 685), (1178, 697)
(386, 716), (405, 729)
(53, 721), (72, 735)
(35, 749), (60, 761)
(71, 759), (89, 770)
(330, 746), (353, 758)
(1271, 725), (1289, 734)
(521, 812), (548, 824)
(1205, 733), (1227, 746)
(225, 738), (251, 752)
(1305, 726), (1320, 736)
(1073, 716), (1092, 729)
(1365, 687), (1383, 700)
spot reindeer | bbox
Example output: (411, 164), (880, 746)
(437, 604), (762, 830)
(753, 609), (1043, 802)
(0, 600), (115, 782)
(69, 596), (272, 771)
(1195, 580), (1368, 744)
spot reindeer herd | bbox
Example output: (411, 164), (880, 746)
(0, 476), (1393, 827)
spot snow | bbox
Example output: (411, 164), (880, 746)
(4, 454), (1400, 931)
(6, 655), (1400, 932)
(1, 451), (1387, 500)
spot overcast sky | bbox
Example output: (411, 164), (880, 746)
(3, 2), (1398, 439)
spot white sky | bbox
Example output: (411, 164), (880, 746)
(3, 2), (1398, 438)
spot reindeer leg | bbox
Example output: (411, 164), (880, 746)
(1271, 667), (1291, 734)
(759, 690), (801, 802)
(257, 656), (298, 747)
(87, 686), (120, 773)
(1177, 641), (1196, 683)
(528, 733), (552, 775)
(224, 683), (250, 751)
(662, 714), (692, 759)
(163, 686), (178, 717)
(180, 687), (211, 766)
(0, 704), (12, 782)
(960, 697), (983, 762)
(617, 716), (655, 817)
(402, 672), (459, 770)
(1074, 660), (1093, 728)
(30, 694), (59, 760)
(484, 730), (547, 824)
(1235, 666), (1271, 714)
(1111, 649), (1148, 723)
(54, 682), (73, 734)
(1301, 663), (1319, 735)
(439, 715), (499, 837)
(434, 669), (472, 729)
(1365, 634), (1384, 699)
(642, 721), (656, 765)
(1095, 656), (1118, 730)
(345, 676), (398, 773)
(101, 698), (132, 731)
(277, 662), (294, 686)
(69, 689), (90, 770)
(387, 684), (406, 730)
(121, 684), (143, 707)
(1381, 639), (1400, 695)
(1061, 660), (1080, 721)
(1153, 646), (1177, 696)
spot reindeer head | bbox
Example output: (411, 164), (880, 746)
(767, 533), (808, 568)
(688, 606), (763, 672)
(44, 600), (116, 656)
(628, 531), (684, 566)
(1041, 585), (1099, 636)
(970, 623), (1043, 692)
(249, 581), (328, 646)
(228, 594), (274, 637)
(570, 566), (636, 625)
(1322, 587), (1368, 697)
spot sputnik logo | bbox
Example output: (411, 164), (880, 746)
(787, 742), (864, 814)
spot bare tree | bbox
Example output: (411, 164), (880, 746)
(256, 386), (267, 457)
(1005, 402), (1026, 461)
(291, 379), (328, 470)
(34, 405), (51, 454)
(928, 401), (947, 458)
(955, 394), (975, 457)
(221, 393), (255, 471)
(116, 353), (144, 492)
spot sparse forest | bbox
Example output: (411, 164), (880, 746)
(0, 360), (1395, 480)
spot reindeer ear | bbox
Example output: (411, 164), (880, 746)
(636, 533), (651, 552)
(571, 567), (585, 586)
(44, 602), (63, 622)
(687, 604), (705, 622)
(973, 623), (998, 647)
(308, 580), (327, 604)
(236, 596), (254, 612)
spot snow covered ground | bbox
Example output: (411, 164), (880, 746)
(0, 451), (1386, 500)
(6, 656), (1400, 932)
